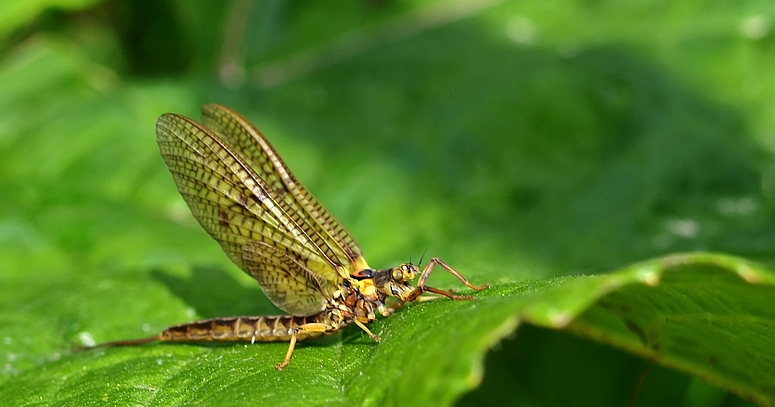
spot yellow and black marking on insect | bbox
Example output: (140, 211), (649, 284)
(84, 104), (488, 369)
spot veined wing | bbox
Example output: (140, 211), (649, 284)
(156, 113), (339, 314)
(242, 240), (334, 315)
(200, 104), (367, 275)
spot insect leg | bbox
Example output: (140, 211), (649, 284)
(386, 287), (467, 315)
(397, 258), (489, 305)
(275, 322), (330, 370)
(418, 257), (489, 291)
(276, 333), (297, 370)
(388, 257), (490, 313)
(352, 319), (381, 342)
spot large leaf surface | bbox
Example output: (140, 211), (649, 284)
(2, 254), (774, 406)
(1, 1), (775, 406)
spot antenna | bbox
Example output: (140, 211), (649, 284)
(418, 248), (428, 267)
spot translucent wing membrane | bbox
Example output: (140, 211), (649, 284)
(200, 104), (365, 267)
(156, 113), (348, 313)
(243, 241), (334, 315)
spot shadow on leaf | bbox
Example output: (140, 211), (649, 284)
(151, 266), (282, 319)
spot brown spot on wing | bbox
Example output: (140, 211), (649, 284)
(218, 208), (230, 227)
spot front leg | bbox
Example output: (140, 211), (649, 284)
(388, 258), (488, 311)
(385, 285), (474, 315)
(403, 284), (477, 303)
(417, 257), (489, 292)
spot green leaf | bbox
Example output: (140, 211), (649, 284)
(2, 253), (774, 406)
(534, 253), (775, 406)
(2, 1), (775, 406)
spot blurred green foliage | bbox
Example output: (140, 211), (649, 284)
(1, 0), (774, 406)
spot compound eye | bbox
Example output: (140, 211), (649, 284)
(392, 269), (403, 281)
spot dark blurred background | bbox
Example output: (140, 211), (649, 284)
(0, 1), (773, 406)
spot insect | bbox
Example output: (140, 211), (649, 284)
(86, 104), (488, 369)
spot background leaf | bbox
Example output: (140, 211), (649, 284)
(1, 0), (774, 406)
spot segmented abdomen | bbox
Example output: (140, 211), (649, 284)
(160, 314), (331, 343)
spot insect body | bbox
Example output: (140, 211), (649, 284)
(90, 104), (488, 369)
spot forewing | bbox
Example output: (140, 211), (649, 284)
(155, 113), (337, 311)
(243, 240), (334, 315)
(200, 104), (367, 277)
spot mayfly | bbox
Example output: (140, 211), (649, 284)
(86, 104), (488, 369)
